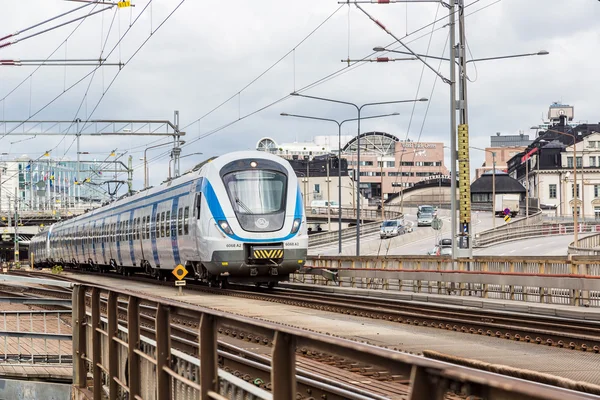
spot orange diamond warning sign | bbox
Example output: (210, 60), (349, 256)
(172, 264), (188, 280)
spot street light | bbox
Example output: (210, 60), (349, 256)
(290, 92), (427, 256)
(280, 111), (400, 254)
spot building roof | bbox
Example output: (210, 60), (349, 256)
(470, 171), (525, 194)
(342, 131), (399, 155)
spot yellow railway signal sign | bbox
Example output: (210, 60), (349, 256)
(172, 264), (188, 280)
(504, 215), (511, 223)
(118, 1), (131, 8)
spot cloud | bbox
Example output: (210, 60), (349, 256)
(1, 0), (598, 191)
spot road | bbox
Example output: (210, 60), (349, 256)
(473, 235), (573, 256)
(310, 209), (497, 256)
(309, 210), (575, 256)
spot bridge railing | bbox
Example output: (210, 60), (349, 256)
(71, 283), (585, 400)
(308, 221), (382, 247)
(298, 255), (600, 307)
(568, 232), (600, 255)
(307, 207), (402, 221)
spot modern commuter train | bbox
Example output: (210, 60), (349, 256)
(30, 151), (308, 287)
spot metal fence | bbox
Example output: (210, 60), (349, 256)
(0, 303), (72, 364)
(71, 283), (586, 400)
(308, 221), (381, 247)
(308, 206), (402, 221)
(569, 232), (600, 255)
(299, 255), (600, 307)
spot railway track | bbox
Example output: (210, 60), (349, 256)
(8, 269), (600, 396)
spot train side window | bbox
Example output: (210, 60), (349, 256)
(157, 212), (161, 238)
(178, 208), (183, 236)
(146, 214), (150, 239)
(196, 193), (202, 220)
(159, 212), (164, 238)
(184, 207), (189, 235)
(137, 217), (141, 240)
(119, 221), (123, 242)
(166, 211), (171, 237)
(141, 217), (145, 240)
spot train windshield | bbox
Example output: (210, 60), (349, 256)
(223, 170), (287, 215)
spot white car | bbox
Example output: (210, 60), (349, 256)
(380, 220), (406, 239)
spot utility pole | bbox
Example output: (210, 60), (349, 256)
(456, 0), (472, 257)
(13, 187), (19, 267)
(326, 157), (331, 232)
(127, 155), (133, 194)
(449, 0), (458, 260)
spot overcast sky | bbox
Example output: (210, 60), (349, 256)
(1, 0), (599, 192)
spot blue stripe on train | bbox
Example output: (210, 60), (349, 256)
(171, 197), (181, 266)
(116, 214), (123, 265)
(128, 211), (135, 265)
(151, 203), (159, 266)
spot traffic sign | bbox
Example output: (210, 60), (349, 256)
(172, 264), (188, 280)
(503, 208), (511, 216)
(504, 215), (511, 223)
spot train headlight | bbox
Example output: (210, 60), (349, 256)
(290, 218), (301, 234)
(218, 220), (233, 235)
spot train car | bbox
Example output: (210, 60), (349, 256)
(30, 151), (308, 287)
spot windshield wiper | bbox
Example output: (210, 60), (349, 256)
(235, 197), (254, 214)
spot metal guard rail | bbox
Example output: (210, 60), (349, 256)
(71, 283), (588, 400)
(302, 255), (600, 307)
(307, 206), (402, 221)
(309, 221), (381, 247)
(569, 232), (600, 255)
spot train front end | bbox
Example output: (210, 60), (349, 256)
(201, 152), (307, 284)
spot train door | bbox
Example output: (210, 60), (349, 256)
(194, 192), (208, 261)
(137, 212), (146, 266)
(127, 211), (135, 267)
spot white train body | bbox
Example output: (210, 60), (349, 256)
(30, 151), (308, 283)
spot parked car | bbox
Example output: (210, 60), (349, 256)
(380, 220), (406, 239)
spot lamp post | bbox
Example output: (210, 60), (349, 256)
(545, 129), (579, 247)
(290, 93), (427, 256)
(280, 111), (400, 254)
(143, 142), (175, 189)
(373, 42), (548, 258)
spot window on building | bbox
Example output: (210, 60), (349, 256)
(595, 206), (600, 220)
(314, 184), (320, 193)
(386, 161), (395, 168)
(595, 185), (600, 198)
(549, 184), (557, 199)
(589, 141), (596, 148)
(576, 157), (583, 168)
(567, 157), (573, 168)
(401, 161), (413, 166)
(590, 156), (597, 167)
(572, 183), (580, 198)
(573, 206), (581, 217)
(435, 161), (442, 166)
(415, 172), (429, 177)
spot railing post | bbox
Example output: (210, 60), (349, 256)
(408, 365), (444, 400)
(200, 313), (218, 400)
(127, 296), (140, 399)
(155, 304), (172, 400)
(72, 284), (87, 388)
(271, 331), (296, 399)
(107, 292), (119, 400)
(91, 288), (102, 400)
